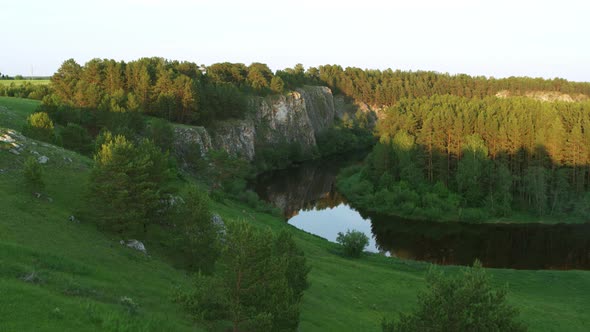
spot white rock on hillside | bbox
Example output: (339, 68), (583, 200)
(120, 239), (147, 254)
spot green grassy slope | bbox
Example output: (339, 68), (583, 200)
(216, 200), (590, 331)
(1, 97), (589, 331)
(0, 97), (42, 130)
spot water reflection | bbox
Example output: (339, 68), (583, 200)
(368, 213), (590, 270)
(253, 155), (590, 270)
(254, 153), (363, 219)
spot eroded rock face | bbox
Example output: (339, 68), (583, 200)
(174, 126), (212, 157)
(211, 119), (256, 160)
(495, 90), (589, 102)
(174, 85), (342, 162)
(255, 88), (318, 151)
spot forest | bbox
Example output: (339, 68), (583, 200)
(338, 95), (590, 222)
(20, 57), (590, 129)
(9, 57), (590, 223)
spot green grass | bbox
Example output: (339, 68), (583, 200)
(0, 97), (41, 129)
(0, 80), (50, 86)
(1, 97), (589, 331)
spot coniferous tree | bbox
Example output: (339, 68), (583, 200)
(90, 134), (171, 233)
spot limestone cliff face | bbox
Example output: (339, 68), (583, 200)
(495, 90), (589, 102)
(174, 85), (340, 161)
(211, 119), (256, 160)
(254, 86), (335, 151)
(174, 126), (212, 157)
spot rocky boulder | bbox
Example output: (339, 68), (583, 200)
(120, 239), (147, 254)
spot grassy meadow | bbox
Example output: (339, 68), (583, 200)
(0, 97), (589, 331)
(0, 79), (50, 86)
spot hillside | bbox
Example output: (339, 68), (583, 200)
(1, 96), (590, 331)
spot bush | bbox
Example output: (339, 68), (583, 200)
(147, 118), (175, 152)
(23, 112), (55, 142)
(59, 122), (93, 154)
(23, 157), (44, 189)
(382, 261), (527, 332)
(173, 273), (228, 321)
(336, 229), (369, 258)
(177, 185), (220, 273)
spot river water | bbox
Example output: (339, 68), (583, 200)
(253, 154), (590, 270)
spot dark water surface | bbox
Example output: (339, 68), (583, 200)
(253, 154), (590, 270)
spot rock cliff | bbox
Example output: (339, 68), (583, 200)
(174, 85), (340, 161)
(495, 90), (589, 102)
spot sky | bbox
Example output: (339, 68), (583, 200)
(2, 0), (589, 81)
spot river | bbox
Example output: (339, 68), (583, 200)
(253, 154), (590, 270)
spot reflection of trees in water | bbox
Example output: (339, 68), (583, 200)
(299, 191), (346, 214)
(369, 214), (590, 270)
(253, 151), (590, 270)
(254, 153), (365, 219)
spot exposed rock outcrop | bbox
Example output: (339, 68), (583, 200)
(120, 239), (147, 254)
(173, 126), (212, 158)
(174, 85), (346, 161)
(211, 119), (256, 160)
(495, 90), (589, 102)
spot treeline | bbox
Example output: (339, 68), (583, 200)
(45, 58), (291, 126)
(44, 58), (590, 128)
(273, 64), (590, 106)
(310, 66), (590, 106)
(0, 81), (51, 100)
(338, 95), (590, 222)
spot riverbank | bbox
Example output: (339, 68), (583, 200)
(215, 200), (590, 331)
(336, 166), (590, 225)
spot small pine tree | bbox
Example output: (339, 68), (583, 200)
(382, 261), (527, 332)
(178, 185), (220, 273)
(23, 157), (44, 189)
(90, 134), (172, 233)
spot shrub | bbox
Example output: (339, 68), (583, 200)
(59, 122), (93, 154)
(23, 112), (55, 142)
(336, 229), (369, 258)
(175, 222), (310, 331)
(119, 296), (139, 315)
(177, 185), (220, 273)
(173, 273), (228, 321)
(147, 118), (175, 152)
(382, 261), (527, 332)
(23, 157), (44, 189)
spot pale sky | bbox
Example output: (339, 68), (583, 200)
(2, 0), (589, 81)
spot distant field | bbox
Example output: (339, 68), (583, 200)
(0, 80), (50, 86)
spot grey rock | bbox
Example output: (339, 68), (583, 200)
(21, 271), (41, 283)
(121, 239), (147, 254)
(211, 213), (227, 239)
(9, 149), (20, 155)
(173, 86), (340, 162)
(211, 213), (225, 228)
(68, 215), (79, 223)
(38, 156), (49, 164)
